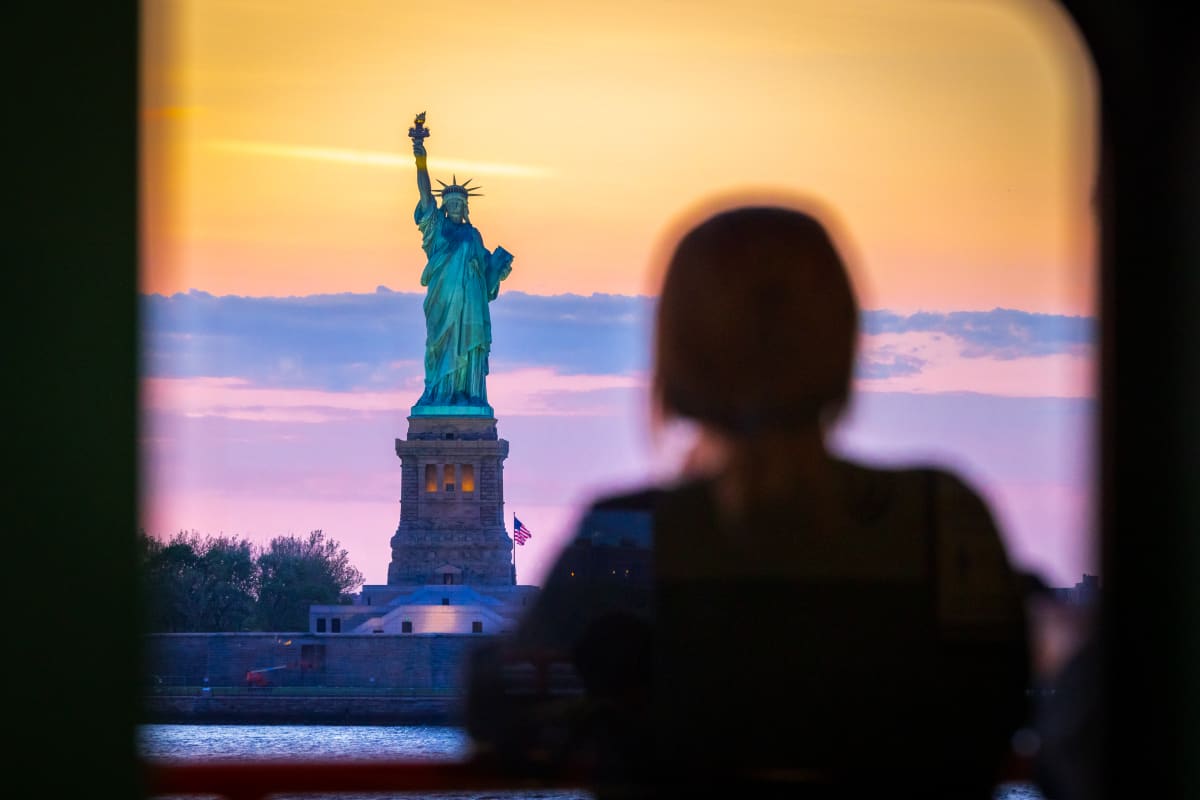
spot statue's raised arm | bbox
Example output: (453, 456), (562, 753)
(410, 112), (435, 216)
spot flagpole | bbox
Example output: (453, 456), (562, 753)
(512, 512), (517, 585)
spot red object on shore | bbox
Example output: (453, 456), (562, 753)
(244, 665), (288, 687)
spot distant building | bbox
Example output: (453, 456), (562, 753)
(309, 583), (538, 636)
(308, 414), (539, 636)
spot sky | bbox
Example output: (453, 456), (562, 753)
(140, 0), (1099, 588)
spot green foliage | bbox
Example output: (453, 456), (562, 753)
(256, 530), (364, 631)
(139, 529), (258, 632)
(138, 528), (362, 632)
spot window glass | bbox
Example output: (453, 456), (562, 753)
(139, 1), (1097, 785)
(141, 0), (1096, 599)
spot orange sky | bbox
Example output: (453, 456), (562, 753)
(142, 0), (1097, 314)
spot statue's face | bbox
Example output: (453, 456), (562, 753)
(443, 196), (467, 223)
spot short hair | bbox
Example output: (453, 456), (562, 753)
(653, 205), (859, 434)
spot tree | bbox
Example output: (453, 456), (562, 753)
(192, 534), (258, 631)
(139, 529), (258, 632)
(139, 528), (184, 632)
(255, 530), (363, 631)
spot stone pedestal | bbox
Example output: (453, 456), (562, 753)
(389, 415), (514, 586)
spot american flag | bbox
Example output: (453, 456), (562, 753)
(513, 515), (532, 546)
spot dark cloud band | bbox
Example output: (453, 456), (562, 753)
(142, 290), (1093, 389)
(863, 309), (1094, 360)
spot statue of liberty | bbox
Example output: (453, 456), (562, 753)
(408, 112), (513, 413)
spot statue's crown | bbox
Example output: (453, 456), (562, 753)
(434, 175), (483, 200)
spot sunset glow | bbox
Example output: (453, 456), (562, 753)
(141, 0), (1100, 588)
(143, 0), (1096, 312)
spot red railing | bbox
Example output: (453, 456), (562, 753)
(144, 758), (588, 800)
(144, 755), (1035, 799)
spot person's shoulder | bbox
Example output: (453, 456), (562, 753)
(834, 456), (975, 487)
(833, 458), (993, 519)
(583, 479), (714, 520)
(838, 460), (1024, 632)
(575, 485), (666, 549)
(587, 485), (668, 513)
(921, 465), (1000, 533)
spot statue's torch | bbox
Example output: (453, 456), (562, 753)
(409, 111), (429, 144)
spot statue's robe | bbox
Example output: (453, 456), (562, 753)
(415, 200), (512, 406)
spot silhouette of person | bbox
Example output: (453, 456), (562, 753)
(465, 204), (1030, 799)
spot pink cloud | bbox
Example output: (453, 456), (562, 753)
(142, 368), (647, 424)
(488, 368), (646, 416)
(856, 332), (1095, 398)
(142, 376), (414, 421)
(141, 352), (1097, 589)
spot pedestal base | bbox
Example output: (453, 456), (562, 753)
(389, 415), (513, 586)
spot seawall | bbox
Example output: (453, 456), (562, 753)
(143, 632), (489, 724)
(145, 632), (486, 687)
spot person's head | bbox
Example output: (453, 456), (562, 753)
(653, 204), (860, 441)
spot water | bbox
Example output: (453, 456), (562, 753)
(140, 724), (590, 800)
(139, 724), (1044, 799)
(139, 724), (474, 764)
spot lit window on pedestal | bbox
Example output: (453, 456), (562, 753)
(425, 464), (437, 493)
(461, 464), (475, 492)
(444, 463), (456, 492)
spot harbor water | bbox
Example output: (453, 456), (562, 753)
(139, 724), (1045, 799)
